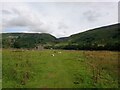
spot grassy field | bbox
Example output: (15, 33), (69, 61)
(0, 49), (2, 89)
(2, 49), (119, 88)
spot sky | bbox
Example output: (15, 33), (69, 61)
(0, 1), (118, 38)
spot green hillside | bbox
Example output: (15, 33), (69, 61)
(55, 23), (119, 50)
(2, 33), (57, 49)
(2, 23), (120, 50)
(69, 24), (119, 43)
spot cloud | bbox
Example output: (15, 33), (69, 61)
(58, 22), (68, 29)
(1, 2), (118, 37)
(2, 9), (13, 14)
(83, 10), (101, 22)
(2, 3), (52, 33)
(1, 0), (119, 2)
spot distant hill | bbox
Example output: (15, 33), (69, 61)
(59, 23), (120, 50)
(2, 33), (57, 48)
(69, 24), (119, 43)
(2, 23), (120, 50)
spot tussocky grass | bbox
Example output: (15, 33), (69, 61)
(2, 49), (119, 88)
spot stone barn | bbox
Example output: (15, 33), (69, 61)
(35, 45), (44, 50)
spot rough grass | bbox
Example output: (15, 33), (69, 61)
(2, 49), (119, 88)
(0, 49), (2, 89)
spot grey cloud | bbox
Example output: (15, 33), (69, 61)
(58, 22), (68, 29)
(12, 8), (21, 15)
(83, 10), (101, 22)
(2, 9), (13, 14)
(2, 2), (118, 38)
(3, 7), (50, 33)
(118, 2), (120, 23)
(30, 24), (51, 33)
(7, 18), (28, 27)
(6, 17), (50, 33)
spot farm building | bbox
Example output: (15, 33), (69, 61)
(35, 45), (44, 50)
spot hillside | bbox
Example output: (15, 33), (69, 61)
(60, 23), (120, 50)
(69, 24), (119, 43)
(2, 23), (120, 50)
(2, 33), (57, 48)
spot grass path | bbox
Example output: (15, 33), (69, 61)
(28, 50), (77, 88)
